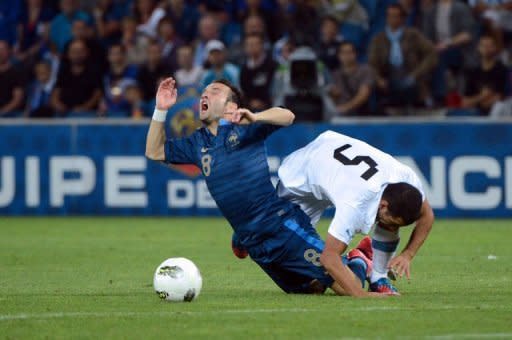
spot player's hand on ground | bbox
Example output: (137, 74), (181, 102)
(156, 77), (178, 110)
(388, 253), (412, 280)
(227, 108), (257, 125)
(366, 292), (397, 298)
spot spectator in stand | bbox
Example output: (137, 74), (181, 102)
(462, 35), (509, 116)
(228, 14), (270, 65)
(0, 41), (25, 116)
(15, 0), (55, 65)
(137, 41), (172, 102)
(64, 19), (108, 74)
(40, 40), (60, 86)
(157, 17), (183, 70)
(329, 41), (374, 116)
(25, 60), (55, 117)
(49, 0), (92, 53)
(317, 0), (369, 30)
(133, 0), (166, 39)
(120, 16), (150, 65)
(125, 83), (150, 118)
(101, 43), (138, 115)
(51, 39), (102, 115)
(92, 0), (125, 46)
(286, 0), (319, 46)
(317, 15), (344, 73)
(421, 0), (477, 98)
(236, 0), (282, 42)
(469, 0), (512, 53)
(165, 0), (199, 43)
(193, 14), (220, 67)
(240, 33), (277, 111)
(174, 44), (203, 90)
(200, 40), (239, 90)
(369, 4), (438, 113)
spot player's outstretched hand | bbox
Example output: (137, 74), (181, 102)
(388, 253), (412, 280)
(156, 77), (178, 111)
(366, 292), (397, 298)
(226, 108), (257, 125)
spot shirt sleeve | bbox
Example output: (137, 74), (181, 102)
(245, 123), (282, 142)
(164, 135), (197, 165)
(327, 203), (363, 245)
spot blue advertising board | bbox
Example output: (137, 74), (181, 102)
(0, 118), (511, 217)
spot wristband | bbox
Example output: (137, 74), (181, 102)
(152, 108), (167, 122)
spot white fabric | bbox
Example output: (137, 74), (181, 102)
(152, 108), (167, 122)
(278, 131), (425, 245)
(436, 2), (452, 43)
(175, 67), (204, 87)
(370, 225), (399, 282)
(489, 97), (512, 118)
(136, 8), (166, 39)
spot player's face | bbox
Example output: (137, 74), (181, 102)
(376, 203), (406, 231)
(199, 83), (236, 123)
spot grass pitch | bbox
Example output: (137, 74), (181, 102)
(0, 218), (511, 339)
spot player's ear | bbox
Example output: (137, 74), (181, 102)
(379, 200), (388, 209)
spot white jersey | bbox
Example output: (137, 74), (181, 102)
(278, 131), (425, 245)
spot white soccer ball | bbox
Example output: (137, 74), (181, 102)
(153, 257), (202, 302)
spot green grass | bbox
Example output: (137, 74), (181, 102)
(0, 218), (511, 339)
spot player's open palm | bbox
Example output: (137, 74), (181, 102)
(156, 77), (178, 110)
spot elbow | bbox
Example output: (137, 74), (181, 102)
(285, 109), (295, 125)
(145, 147), (159, 161)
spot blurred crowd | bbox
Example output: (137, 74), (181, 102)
(1, 0), (512, 120)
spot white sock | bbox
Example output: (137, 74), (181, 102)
(370, 225), (400, 283)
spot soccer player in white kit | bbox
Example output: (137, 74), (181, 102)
(278, 130), (435, 296)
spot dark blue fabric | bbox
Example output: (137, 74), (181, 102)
(165, 122), (298, 247)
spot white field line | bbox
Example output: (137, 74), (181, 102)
(425, 334), (512, 339)
(0, 305), (510, 322)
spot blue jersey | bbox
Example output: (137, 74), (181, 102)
(164, 121), (298, 247)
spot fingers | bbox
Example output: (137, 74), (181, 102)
(159, 77), (176, 90)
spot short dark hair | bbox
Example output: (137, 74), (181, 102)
(338, 40), (357, 54)
(387, 3), (406, 17)
(212, 79), (244, 107)
(322, 15), (339, 27)
(480, 34), (497, 45)
(382, 182), (422, 226)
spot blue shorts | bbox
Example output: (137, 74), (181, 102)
(245, 211), (335, 294)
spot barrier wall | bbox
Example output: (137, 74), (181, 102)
(0, 119), (511, 217)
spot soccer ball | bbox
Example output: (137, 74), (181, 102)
(153, 257), (202, 302)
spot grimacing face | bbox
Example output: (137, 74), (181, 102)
(199, 83), (237, 124)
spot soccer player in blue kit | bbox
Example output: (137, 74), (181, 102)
(146, 77), (383, 297)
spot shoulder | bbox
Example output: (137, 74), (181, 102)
(369, 32), (386, 45)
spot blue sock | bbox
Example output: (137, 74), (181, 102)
(347, 258), (368, 288)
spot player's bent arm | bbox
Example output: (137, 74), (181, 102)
(145, 77), (178, 161)
(145, 119), (166, 161)
(254, 107), (295, 126)
(320, 234), (368, 297)
(400, 199), (435, 260)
